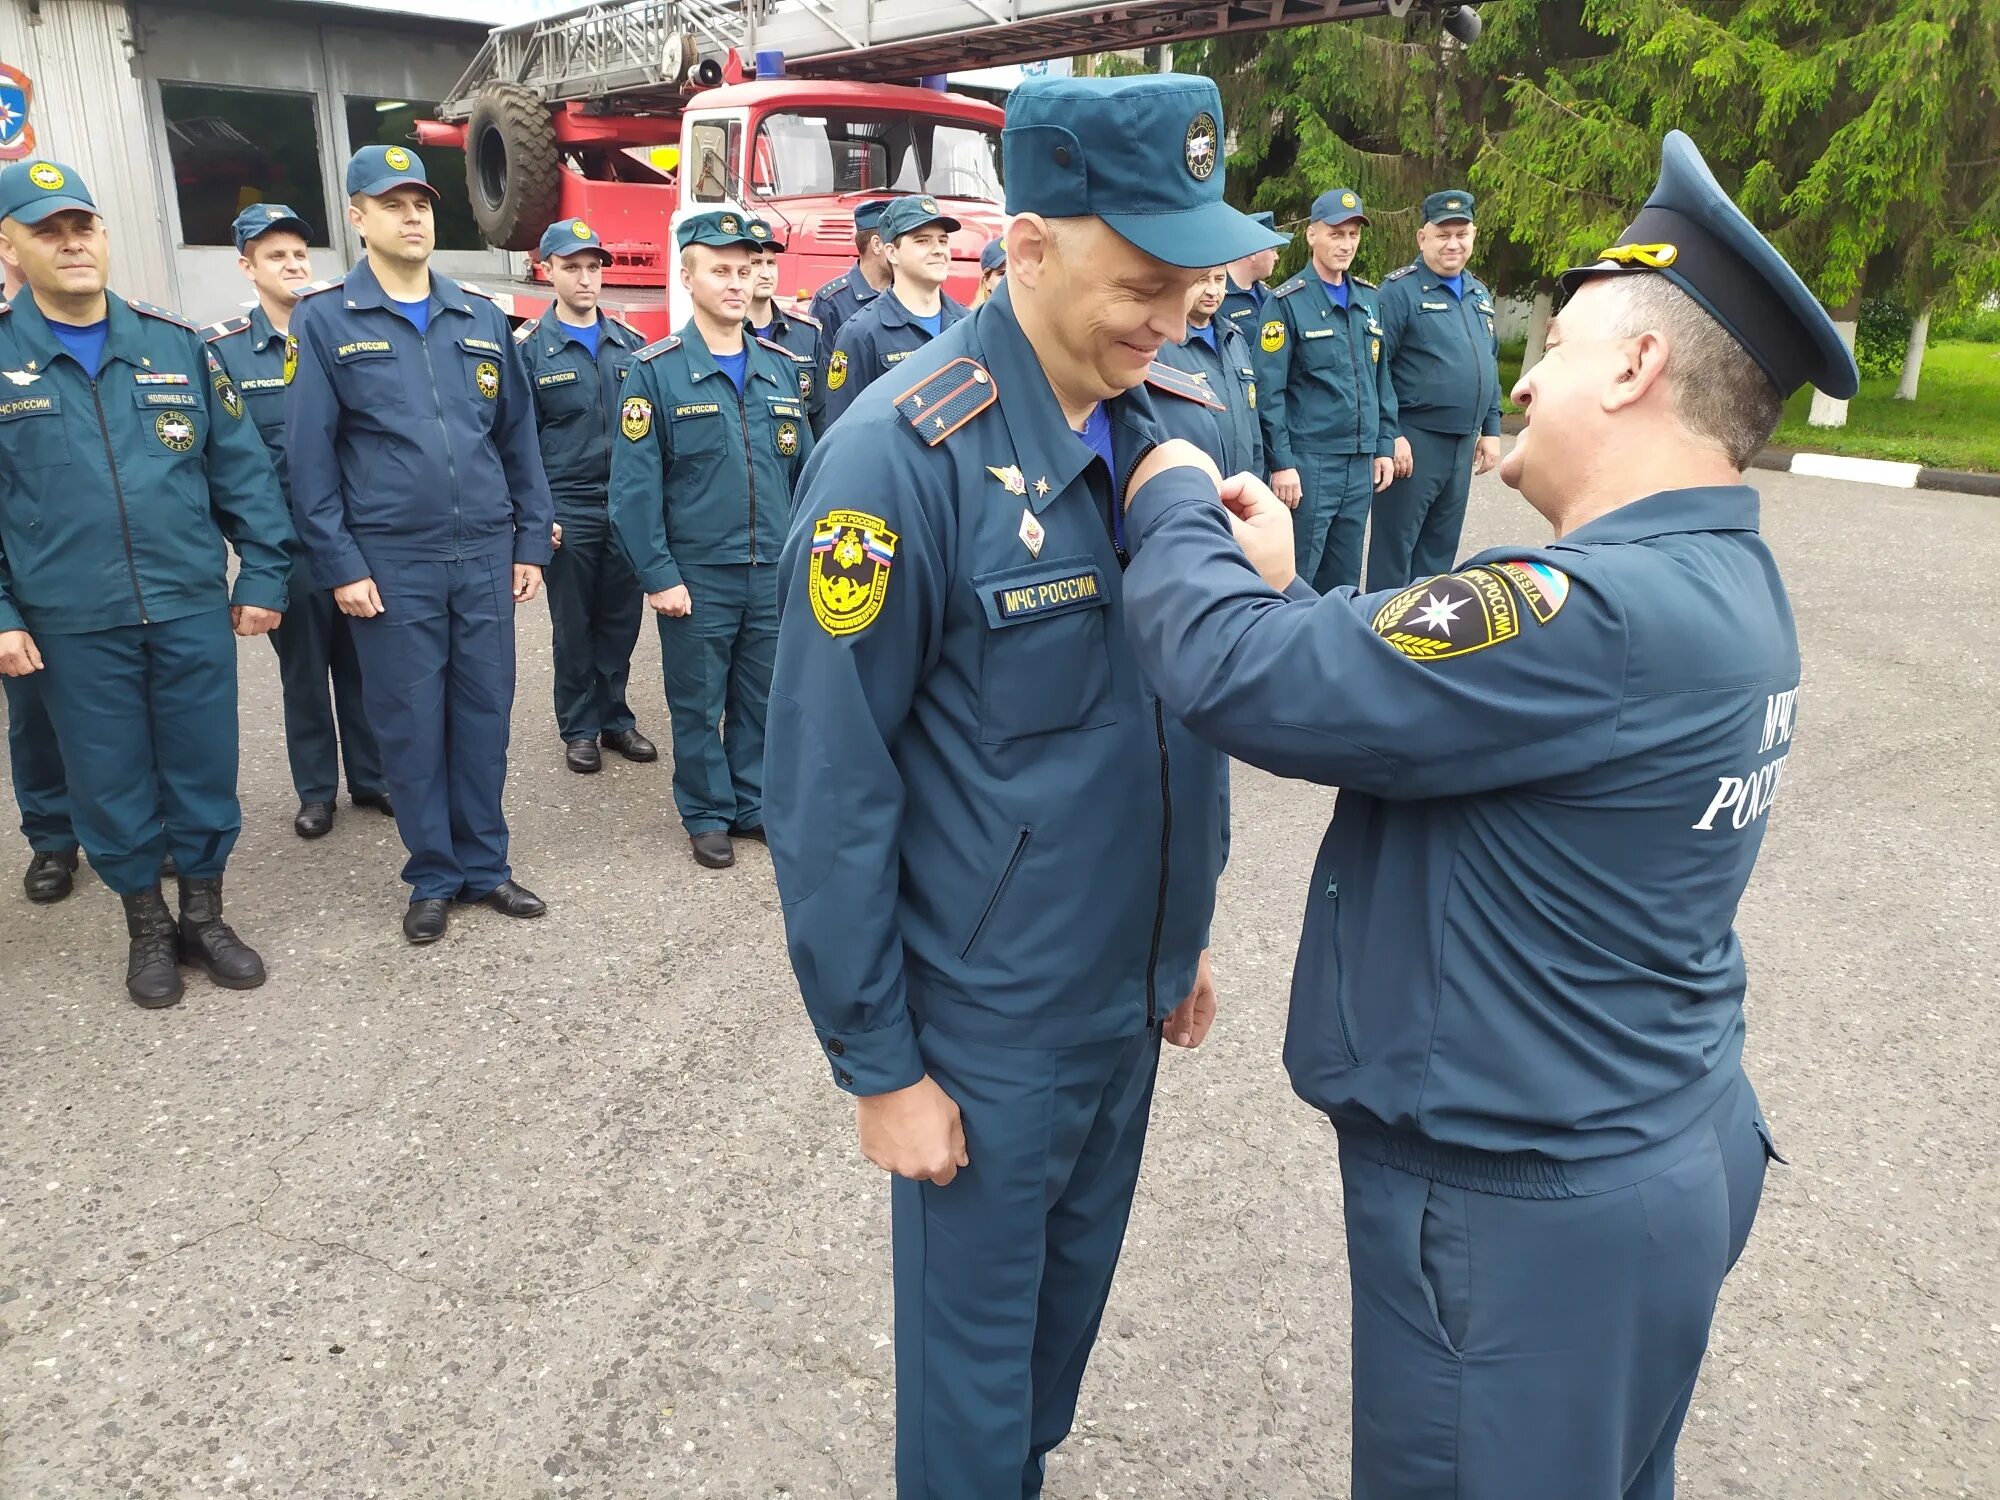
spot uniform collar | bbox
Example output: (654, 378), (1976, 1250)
(674, 317), (782, 390)
(1563, 485), (1762, 545)
(340, 256), (480, 319)
(1226, 271), (1266, 305)
(5, 291), (152, 374)
(247, 301), (285, 353)
(1413, 261), (1480, 294)
(535, 306), (627, 357)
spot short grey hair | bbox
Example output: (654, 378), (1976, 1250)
(1605, 277), (1784, 470)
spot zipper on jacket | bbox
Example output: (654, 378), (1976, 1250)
(1453, 290), (1487, 434)
(734, 379), (760, 563)
(93, 383), (150, 625)
(1325, 876), (1360, 1065)
(1116, 440), (1174, 1028)
(417, 329), (463, 550)
(1345, 303), (1366, 451)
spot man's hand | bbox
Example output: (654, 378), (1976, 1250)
(551, 522), (564, 550)
(1473, 435), (1503, 475)
(648, 585), (692, 617)
(1271, 467), (1304, 510)
(0, 629), (43, 677)
(1219, 472), (1298, 592)
(1125, 438), (1221, 512)
(1163, 949), (1218, 1048)
(333, 578), (384, 618)
(1372, 456), (1395, 493)
(1392, 436), (1414, 479)
(230, 605), (282, 637)
(856, 1075), (970, 1186)
(513, 564), (543, 603)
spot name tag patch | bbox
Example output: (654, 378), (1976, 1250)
(1300, 328), (1334, 340)
(675, 403), (720, 418)
(137, 391), (200, 408)
(336, 339), (394, 360)
(239, 377), (287, 393)
(536, 370), (580, 388)
(1421, 301), (1451, 311)
(0, 394), (56, 419)
(991, 567), (1105, 625)
(460, 337), (504, 355)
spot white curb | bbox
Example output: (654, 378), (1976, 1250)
(1788, 452), (1922, 488)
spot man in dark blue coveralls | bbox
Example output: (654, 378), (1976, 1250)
(609, 211), (814, 871)
(764, 74), (1282, 1498)
(206, 202), (391, 840)
(0, 159), (294, 1006)
(514, 216), (656, 776)
(287, 145), (555, 945)
(1369, 189), (1503, 588)
(822, 195), (969, 424)
(1117, 131), (1857, 1500)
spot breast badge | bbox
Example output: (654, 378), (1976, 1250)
(809, 509), (898, 637)
(154, 410), (197, 453)
(474, 360), (500, 400)
(776, 419), (800, 457)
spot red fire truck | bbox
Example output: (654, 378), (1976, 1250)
(417, 0), (1482, 337)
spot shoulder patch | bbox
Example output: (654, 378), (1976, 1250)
(126, 299), (197, 331)
(637, 334), (683, 362)
(1383, 264), (1417, 282)
(895, 357), (995, 446)
(808, 508), (898, 637)
(756, 334), (807, 362)
(1371, 567), (1524, 660)
(1144, 359), (1223, 411)
(297, 277), (346, 299)
(1273, 276), (1309, 298)
(203, 315), (252, 343)
(1487, 559), (1571, 625)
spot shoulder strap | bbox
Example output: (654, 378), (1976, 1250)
(895, 357), (996, 446)
(1144, 359), (1223, 411)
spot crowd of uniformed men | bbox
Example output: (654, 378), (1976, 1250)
(3, 63), (1857, 1500)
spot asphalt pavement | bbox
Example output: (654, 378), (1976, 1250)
(2, 468), (1995, 1499)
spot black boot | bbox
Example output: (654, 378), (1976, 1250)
(177, 876), (266, 990)
(121, 887), (184, 1008)
(24, 847), (80, 904)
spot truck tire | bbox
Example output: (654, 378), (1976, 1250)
(466, 83), (561, 252)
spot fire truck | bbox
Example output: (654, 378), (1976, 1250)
(416, 0), (1482, 336)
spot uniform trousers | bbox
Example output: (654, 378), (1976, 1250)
(546, 502), (643, 743)
(1367, 426), (1476, 588)
(2, 670), (75, 853)
(1290, 452), (1375, 593)
(34, 609), (239, 894)
(657, 560), (775, 836)
(1338, 1071), (1776, 1500)
(893, 1020), (1161, 1499)
(349, 548), (517, 901)
(269, 576), (384, 805)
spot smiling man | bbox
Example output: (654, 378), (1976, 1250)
(765, 73), (1281, 1498)
(1115, 130), (1858, 1499)
(820, 194), (968, 425)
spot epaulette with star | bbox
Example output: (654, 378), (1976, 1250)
(756, 334), (807, 362)
(512, 321), (535, 345)
(636, 334), (682, 362)
(1352, 275), (1377, 289)
(203, 315), (252, 344)
(784, 306), (822, 331)
(126, 298), (197, 331)
(895, 357), (995, 446)
(297, 276), (346, 299)
(1273, 275), (1309, 298)
(1383, 264), (1417, 282)
(1144, 360), (1223, 410)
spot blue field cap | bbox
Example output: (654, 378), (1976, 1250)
(880, 194), (961, 242)
(0, 159), (96, 225)
(676, 209), (762, 252)
(980, 238), (1007, 273)
(853, 199), (892, 234)
(1001, 74), (1283, 268)
(232, 202), (314, 253)
(1422, 189), (1475, 224)
(538, 217), (608, 261)
(748, 215), (785, 251)
(346, 144), (437, 200)
(1558, 131), (1860, 399)
(1311, 189), (1369, 228)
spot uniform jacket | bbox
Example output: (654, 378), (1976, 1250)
(512, 307), (646, 509)
(0, 291), (292, 636)
(1160, 318), (1265, 479)
(1254, 273), (1398, 468)
(1123, 480), (1797, 1192)
(751, 303), (825, 433)
(822, 288), (968, 425)
(285, 258), (555, 587)
(1219, 274), (1269, 338)
(765, 283), (1232, 1097)
(607, 321), (815, 592)
(1376, 260), (1503, 441)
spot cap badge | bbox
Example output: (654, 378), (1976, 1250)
(920, 197), (938, 215)
(1598, 241), (1678, 269)
(1446, 197), (1462, 210)
(719, 214), (739, 233)
(27, 162), (62, 190)
(750, 222), (768, 238)
(1340, 192), (1357, 209)
(383, 146), (412, 171)
(572, 219), (593, 239)
(1184, 113), (1219, 182)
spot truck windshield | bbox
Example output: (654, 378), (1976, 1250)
(753, 111), (1002, 201)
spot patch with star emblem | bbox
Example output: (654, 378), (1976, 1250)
(808, 509), (898, 637)
(207, 355), (243, 419)
(621, 396), (653, 440)
(1370, 567), (1521, 661)
(153, 410), (197, 453)
(1261, 319), (1286, 353)
(1184, 112), (1218, 181)
(473, 360), (500, 400)
(776, 419), (800, 457)
(827, 350), (848, 390)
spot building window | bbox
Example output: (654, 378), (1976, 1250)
(160, 83), (329, 249)
(345, 97), (480, 252)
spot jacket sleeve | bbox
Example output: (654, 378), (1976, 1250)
(0, 516), (22, 635)
(1482, 293), (1505, 438)
(283, 301), (370, 589)
(1376, 284), (1409, 446)
(765, 425), (945, 1096)
(1122, 470), (1626, 799)
(608, 358), (680, 592)
(1254, 299), (1297, 473)
(1372, 303), (1400, 458)
(494, 320), (555, 566)
(822, 320), (870, 426)
(800, 324), (828, 434)
(199, 343), (294, 611)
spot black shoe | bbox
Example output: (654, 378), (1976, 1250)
(565, 739), (603, 773)
(177, 876), (266, 990)
(690, 831), (735, 869)
(475, 879), (547, 918)
(729, 823), (766, 844)
(404, 898), (449, 944)
(293, 801), (335, 839)
(600, 727), (658, 763)
(351, 790), (395, 817)
(24, 847), (79, 904)
(121, 886), (184, 1008)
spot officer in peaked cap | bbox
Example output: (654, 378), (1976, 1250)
(807, 196), (893, 370)
(765, 73), (1280, 1497)
(742, 214), (827, 432)
(1116, 128), (1854, 1500)
(1219, 208), (1282, 334)
(208, 202), (392, 841)
(822, 194), (969, 424)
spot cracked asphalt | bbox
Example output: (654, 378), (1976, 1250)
(3, 468), (1997, 1499)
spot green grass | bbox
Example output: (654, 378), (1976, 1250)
(1496, 337), (2000, 473)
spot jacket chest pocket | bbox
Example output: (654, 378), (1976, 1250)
(458, 338), (506, 405)
(533, 366), (591, 422)
(1296, 325), (1352, 374)
(0, 391), (71, 470)
(332, 340), (400, 403)
(971, 556), (1116, 745)
(670, 399), (731, 458)
(130, 390), (205, 462)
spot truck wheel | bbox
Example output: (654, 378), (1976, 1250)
(466, 83), (561, 251)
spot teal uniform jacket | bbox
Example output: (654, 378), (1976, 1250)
(0, 291), (292, 636)
(823, 288), (969, 425)
(607, 323), (815, 591)
(1255, 273), (1398, 468)
(1159, 318), (1264, 478)
(511, 307), (647, 508)
(202, 303), (294, 490)
(1218, 273), (1269, 338)
(1376, 261), (1503, 440)
(750, 304), (825, 433)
